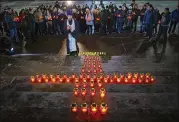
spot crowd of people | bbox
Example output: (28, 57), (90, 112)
(0, 0), (179, 49)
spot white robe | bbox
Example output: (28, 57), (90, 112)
(67, 19), (77, 52)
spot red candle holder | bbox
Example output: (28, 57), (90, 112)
(104, 78), (108, 83)
(117, 77), (121, 83)
(90, 81), (94, 87)
(146, 73), (150, 79)
(75, 81), (79, 88)
(71, 103), (78, 112)
(90, 88), (96, 96)
(145, 77), (150, 83)
(81, 68), (85, 73)
(45, 77), (49, 83)
(100, 88), (106, 98)
(127, 72), (132, 79)
(83, 81), (87, 88)
(30, 76), (35, 82)
(72, 74), (76, 79)
(120, 73), (124, 79)
(81, 88), (87, 96)
(151, 76), (155, 82)
(100, 103), (108, 115)
(134, 73), (138, 78)
(140, 73), (144, 79)
(138, 77), (143, 83)
(73, 88), (79, 96)
(52, 77), (56, 83)
(98, 81), (102, 87)
(81, 103), (88, 113)
(124, 77), (128, 84)
(91, 103), (97, 114)
(132, 77), (137, 84)
(37, 77), (42, 83)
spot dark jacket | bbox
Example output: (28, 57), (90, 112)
(132, 9), (140, 21)
(160, 12), (171, 27)
(143, 10), (154, 25)
(140, 8), (146, 22)
(171, 9), (179, 22)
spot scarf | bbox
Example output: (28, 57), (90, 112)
(67, 19), (75, 32)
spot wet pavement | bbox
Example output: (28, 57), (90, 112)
(0, 33), (179, 122)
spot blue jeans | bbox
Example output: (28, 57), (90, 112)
(117, 21), (123, 33)
(10, 28), (19, 43)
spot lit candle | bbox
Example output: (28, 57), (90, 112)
(100, 103), (108, 115)
(100, 88), (106, 98)
(81, 88), (87, 96)
(81, 103), (88, 113)
(151, 76), (155, 82)
(73, 88), (79, 96)
(91, 103), (97, 114)
(117, 77), (121, 83)
(124, 77), (128, 83)
(146, 73), (150, 79)
(134, 73), (138, 78)
(71, 103), (78, 112)
(132, 78), (137, 84)
(30, 76), (35, 82)
(90, 88), (95, 96)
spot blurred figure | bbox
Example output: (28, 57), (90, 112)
(131, 4), (140, 33)
(35, 8), (44, 35)
(5, 8), (19, 46)
(153, 8), (160, 34)
(26, 8), (36, 42)
(116, 6), (125, 33)
(100, 7), (108, 34)
(107, 8), (114, 34)
(85, 8), (94, 35)
(168, 6), (179, 34)
(127, 6), (133, 31)
(94, 9), (101, 33)
(154, 8), (171, 54)
(140, 4), (146, 33)
(79, 10), (86, 34)
(143, 4), (154, 40)
(64, 10), (79, 56)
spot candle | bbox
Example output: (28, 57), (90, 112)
(146, 73), (150, 79)
(30, 76), (35, 82)
(100, 103), (108, 114)
(151, 76), (155, 82)
(117, 77), (121, 83)
(100, 88), (106, 98)
(134, 73), (138, 78)
(90, 88), (95, 96)
(81, 103), (88, 113)
(71, 103), (78, 112)
(91, 103), (97, 114)
(73, 88), (79, 96)
(81, 88), (87, 96)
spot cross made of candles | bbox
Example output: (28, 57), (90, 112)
(30, 56), (155, 116)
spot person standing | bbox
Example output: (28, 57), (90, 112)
(143, 4), (154, 40)
(168, 6), (179, 35)
(131, 4), (140, 33)
(116, 6), (125, 34)
(140, 4), (146, 33)
(64, 10), (79, 56)
(85, 8), (94, 35)
(154, 8), (171, 54)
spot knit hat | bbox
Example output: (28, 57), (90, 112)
(66, 9), (72, 15)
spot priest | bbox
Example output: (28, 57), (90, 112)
(64, 10), (79, 56)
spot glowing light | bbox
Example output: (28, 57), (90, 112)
(30, 76), (35, 82)
(81, 103), (88, 113)
(67, 1), (73, 6)
(91, 103), (97, 114)
(71, 103), (78, 112)
(90, 88), (95, 96)
(73, 88), (79, 96)
(100, 103), (108, 115)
